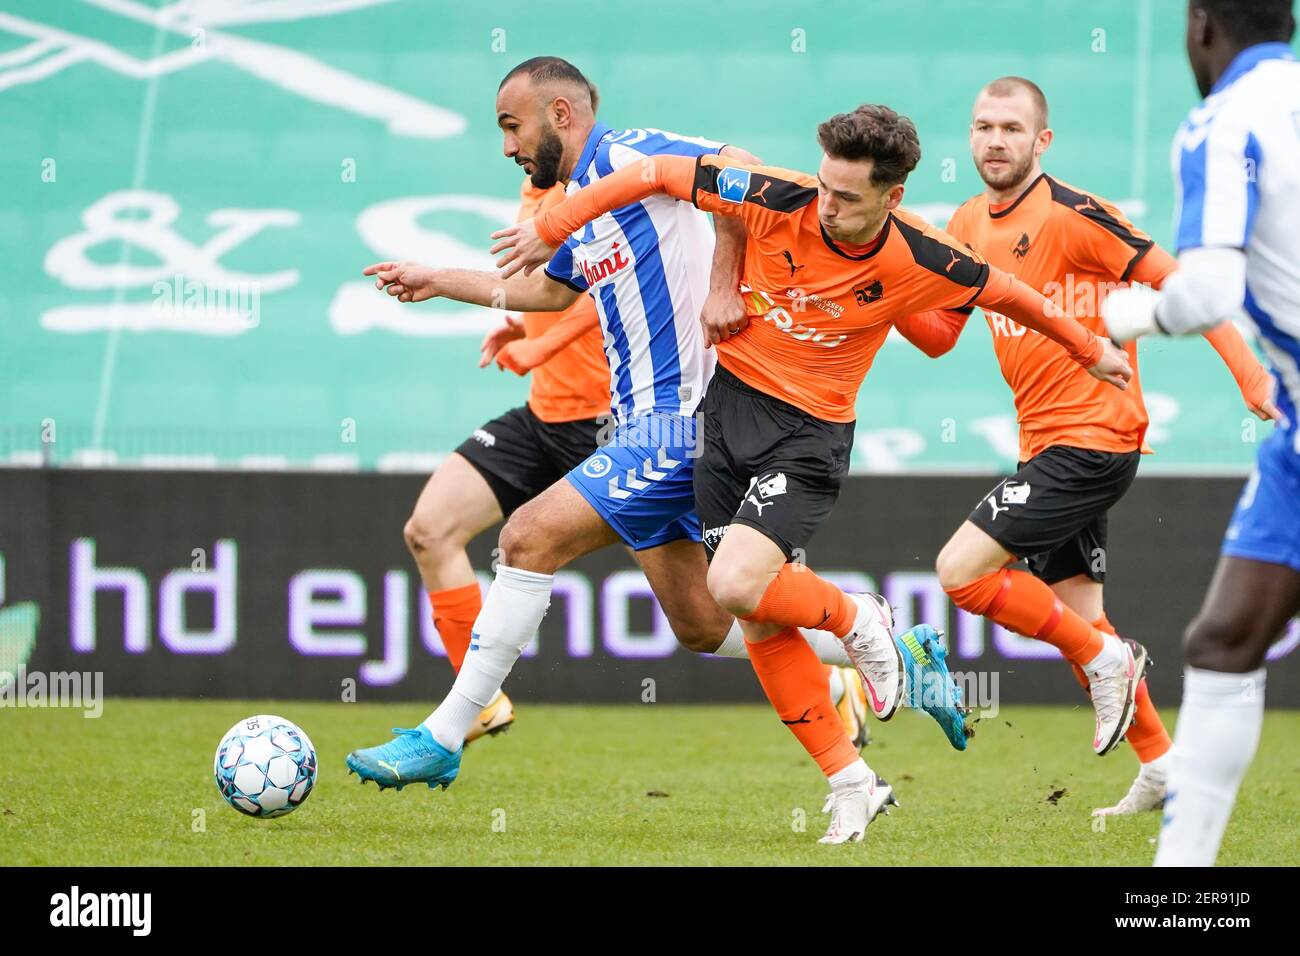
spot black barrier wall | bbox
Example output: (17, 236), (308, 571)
(1, 468), (1296, 706)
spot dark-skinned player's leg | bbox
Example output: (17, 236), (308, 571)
(1155, 556), (1300, 865)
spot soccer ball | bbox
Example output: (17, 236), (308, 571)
(213, 714), (317, 818)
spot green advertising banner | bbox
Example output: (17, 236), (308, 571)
(2, 0), (1291, 472)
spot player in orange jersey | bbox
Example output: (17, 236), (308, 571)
(896, 77), (1277, 812)
(494, 103), (1133, 842)
(403, 174), (872, 750)
(385, 65), (874, 759)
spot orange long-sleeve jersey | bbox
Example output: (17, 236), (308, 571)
(516, 181), (610, 423)
(911, 173), (1271, 460)
(535, 154), (1103, 423)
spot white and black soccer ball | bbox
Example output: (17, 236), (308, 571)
(214, 714), (317, 818)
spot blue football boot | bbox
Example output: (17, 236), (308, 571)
(346, 725), (461, 791)
(895, 625), (972, 751)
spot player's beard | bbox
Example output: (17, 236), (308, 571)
(978, 150), (1035, 192)
(528, 124), (566, 190)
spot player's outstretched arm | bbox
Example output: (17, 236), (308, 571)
(1118, 243), (1279, 420)
(1105, 247), (1249, 343)
(495, 295), (602, 376)
(361, 261), (578, 312)
(490, 155), (702, 278)
(976, 268), (1132, 389)
(893, 309), (970, 358)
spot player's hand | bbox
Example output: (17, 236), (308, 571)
(479, 314), (527, 368)
(490, 218), (557, 280)
(362, 261), (440, 303)
(1241, 371), (1286, 423)
(495, 337), (547, 376)
(698, 286), (749, 348)
(718, 144), (764, 166)
(1086, 338), (1133, 390)
(1102, 284), (1161, 344)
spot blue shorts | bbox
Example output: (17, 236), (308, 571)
(565, 413), (701, 551)
(1222, 427), (1300, 574)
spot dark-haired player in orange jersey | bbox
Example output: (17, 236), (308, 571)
(901, 78), (1276, 814)
(404, 175), (874, 752)
(493, 103), (1134, 843)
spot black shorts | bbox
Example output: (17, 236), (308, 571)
(455, 405), (603, 516)
(694, 366), (854, 560)
(967, 444), (1141, 584)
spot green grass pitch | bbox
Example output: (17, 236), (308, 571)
(2, 700), (1296, 866)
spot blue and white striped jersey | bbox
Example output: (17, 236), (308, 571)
(545, 123), (723, 419)
(1172, 42), (1300, 446)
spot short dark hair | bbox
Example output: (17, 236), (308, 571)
(499, 56), (597, 111)
(816, 105), (921, 187)
(980, 76), (1049, 131)
(1193, 0), (1295, 46)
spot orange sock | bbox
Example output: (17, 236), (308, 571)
(1073, 614), (1171, 763)
(945, 568), (1104, 666)
(745, 563), (856, 637)
(428, 583), (482, 673)
(746, 628), (860, 777)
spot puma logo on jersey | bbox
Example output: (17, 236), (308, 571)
(1012, 232), (1031, 260)
(754, 179), (773, 203)
(1074, 196), (1099, 213)
(782, 250), (805, 277)
(945, 249), (961, 273)
(745, 473), (786, 516)
(987, 480), (1031, 519)
(985, 495), (1009, 520)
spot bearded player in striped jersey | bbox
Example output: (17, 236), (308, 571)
(348, 58), (882, 819)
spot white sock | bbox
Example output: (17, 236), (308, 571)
(1154, 665), (1265, 867)
(708, 619), (851, 667)
(423, 565), (553, 750)
(797, 626), (852, 667)
(1141, 750), (1171, 778)
(828, 758), (869, 788)
(828, 665), (845, 706)
(711, 620), (750, 658)
(1081, 632), (1124, 677)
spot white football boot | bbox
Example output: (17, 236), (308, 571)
(839, 594), (903, 721)
(1093, 754), (1169, 816)
(1086, 636), (1148, 755)
(818, 768), (898, 845)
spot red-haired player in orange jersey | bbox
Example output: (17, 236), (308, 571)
(493, 104), (1134, 842)
(898, 78), (1276, 814)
